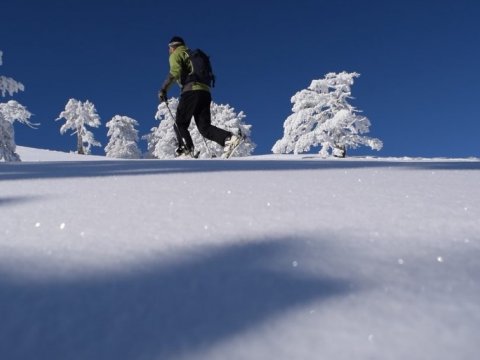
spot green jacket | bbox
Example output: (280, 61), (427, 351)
(161, 45), (210, 93)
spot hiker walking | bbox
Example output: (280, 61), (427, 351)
(158, 36), (241, 157)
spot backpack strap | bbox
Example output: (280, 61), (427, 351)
(179, 50), (192, 86)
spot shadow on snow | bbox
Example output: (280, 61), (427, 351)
(0, 196), (44, 207)
(0, 239), (355, 360)
(1, 158), (479, 181)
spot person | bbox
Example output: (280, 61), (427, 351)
(158, 36), (241, 157)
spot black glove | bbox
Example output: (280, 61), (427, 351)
(158, 89), (168, 103)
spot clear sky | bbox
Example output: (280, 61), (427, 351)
(2, 0), (479, 157)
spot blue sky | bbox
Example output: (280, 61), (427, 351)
(2, 0), (479, 157)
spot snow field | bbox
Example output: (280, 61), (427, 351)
(1, 149), (479, 359)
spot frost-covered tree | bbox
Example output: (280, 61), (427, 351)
(0, 115), (19, 161)
(0, 101), (34, 162)
(145, 98), (255, 159)
(0, 51), (34, 162)
(105, 115), (141, 159)
(0, 51), (24, 98)
(56, 99), (101, 155)
(272, 71), (383, 157)
(143, 98), (178, 159)
(209, 103), (255, 157)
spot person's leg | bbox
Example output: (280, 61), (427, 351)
(193, 91), (231, 146)
(175, 91), (196, 150)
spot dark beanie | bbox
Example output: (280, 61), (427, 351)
(168, 36), (185, 47)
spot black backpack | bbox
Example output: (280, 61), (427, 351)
(182, 49), (216, 88)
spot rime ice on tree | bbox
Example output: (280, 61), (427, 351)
(105, 115), (141, 159)
(209, 103), (255, 157)
(0, 51), (33, 162)
(0, 51), (25, 98)
(145, 98), (255, 159)
(272, 72), (383, 157)
(0, 101), (34, 162)
(143, 98), (179, 159)
(56, 99), (101, 155)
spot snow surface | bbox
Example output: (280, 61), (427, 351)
(1, 147), (480, 360)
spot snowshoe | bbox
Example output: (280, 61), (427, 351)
(175, 146), (199, 159)
(222, 132), (245, 159)
(333, 146), (346, 158)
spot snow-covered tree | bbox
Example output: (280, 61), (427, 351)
(0, 51), (25, 98)
(272, 71), (383, 157)
(0, 100), (33, 124)
(209, 103), (255, 157)
(1, 51), (34, 162)
(0, 101), (34, 162)
(145, 98), (255, 159)
(105, 115), (141, 159)
(56, 99), (101, 155)
(143, 98), (178, 159)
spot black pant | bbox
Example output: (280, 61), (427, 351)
(175, 90), (231, 149)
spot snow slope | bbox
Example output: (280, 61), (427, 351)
(1, 148), (479, 360)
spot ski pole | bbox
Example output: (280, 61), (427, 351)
(164, 99), (188, 150)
